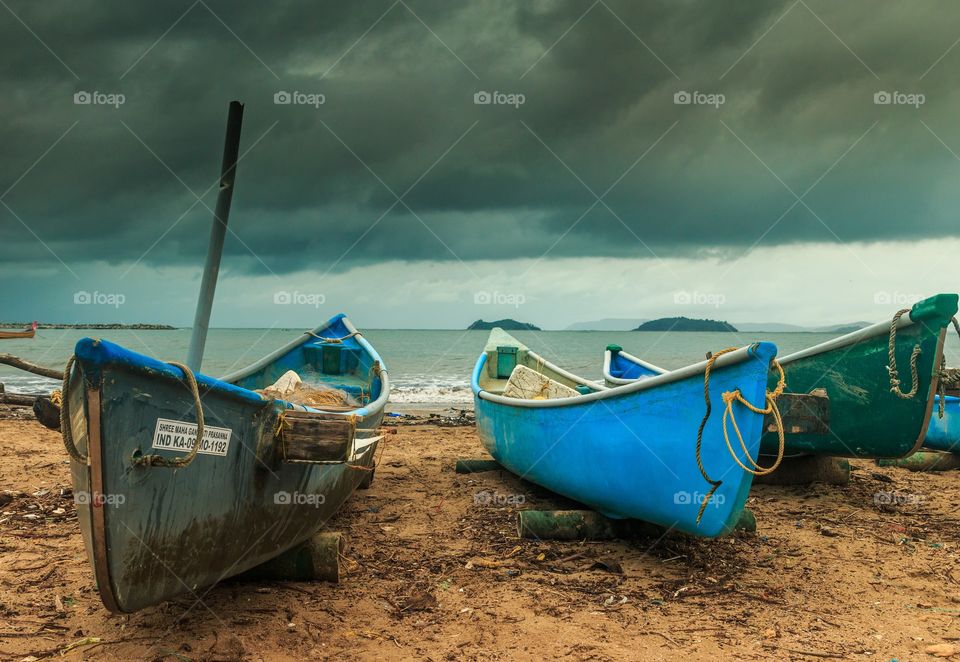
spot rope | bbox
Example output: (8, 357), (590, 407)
(60, 356), (88, 464)
(932, 317), (960, 419)
(694, 348), (787, 524)
(887, 309), (921, 399)
(132, 361), (204, 468)
(306, 330), (360, 344)
(938, 355), (948, 419)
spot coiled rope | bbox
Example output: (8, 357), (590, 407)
(887, 309), (921, 400)
(132, 361), (204, 468)
(694, 348), (787, 524)
(60, 356), (87, 464)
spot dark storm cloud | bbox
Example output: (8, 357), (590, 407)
(2, 0), (959, 275)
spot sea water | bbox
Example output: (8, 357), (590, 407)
(3, 328), (958, 407)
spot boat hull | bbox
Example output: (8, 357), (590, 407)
(925, 396), (960, 453)
(605, 294), (958, 459)
(0, 329), (35, 339)
(66, 317), (386, 613)
(473, 341), (778, 537)
(762, 317), (944, 457)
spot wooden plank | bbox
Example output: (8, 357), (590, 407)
(281, 412), (354, 463)
(766, 390), (829, 436)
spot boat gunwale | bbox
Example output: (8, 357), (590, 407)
(473, 335), (775, 409)
(602, 322), (949, 460)
(602, 301), (945, 385)
(603, 349), (664, 385)
(76, 315), (390, 422)
(221, 314), (391, 420)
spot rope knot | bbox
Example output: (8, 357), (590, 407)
(694, 349), (787, 525)
(887, 309), (921, 400)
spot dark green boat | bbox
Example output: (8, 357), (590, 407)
(62, 314), (389, 612)
(604, 294), (958, 459)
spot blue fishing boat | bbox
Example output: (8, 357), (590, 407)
(62, 314), (389, 612)
(926, 396), (960, 453)
(471, 329), (784, 537)
(604, 294), (958, 459)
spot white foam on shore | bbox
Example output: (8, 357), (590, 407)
(389, 379), (472, 404)
(0, 374), (60, 395)
(0, 371), (474, 406)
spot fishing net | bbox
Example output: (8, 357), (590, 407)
(285, 384), (357, 408)
(256, 370), (358, 408)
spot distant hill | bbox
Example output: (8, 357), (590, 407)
(734, 322), (808, 332)
(634, 317), (737, 332)
(734, 321), (870, 333)
(0, 322), (176, 330)
(468, 319), (541, 331)
(823, 323), (868, 334)
(566, 318), (647, 331)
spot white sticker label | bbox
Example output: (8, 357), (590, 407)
(151, 418), (232, 457)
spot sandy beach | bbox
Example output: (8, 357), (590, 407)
(2, 405), (960, 661)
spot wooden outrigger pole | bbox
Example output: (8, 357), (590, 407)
(186, 101), (245, 371)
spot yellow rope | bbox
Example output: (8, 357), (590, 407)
(59, 356), (88, 464)
(694, 348), (787, 524)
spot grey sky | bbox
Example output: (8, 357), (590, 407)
(1, 1), (958, 328)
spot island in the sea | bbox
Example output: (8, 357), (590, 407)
(634, 317), (737, 332)
(0, 322), (177, 330)
(468, 319), (541, 331)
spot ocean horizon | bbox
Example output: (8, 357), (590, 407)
(5, 327), (959, 406)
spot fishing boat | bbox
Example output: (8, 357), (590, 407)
(63, 313), (389, 612)
(603, 294), (959, 459)
(472, 328), (784, 537)
(926, 396), (960, 453)
(0, 321), (37, 339)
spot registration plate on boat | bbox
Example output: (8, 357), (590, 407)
(151, 418), (233, 457)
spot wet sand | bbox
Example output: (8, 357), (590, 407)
(2, 407), (960, 661)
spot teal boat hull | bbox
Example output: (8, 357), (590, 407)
(605, 294), (958, 459)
